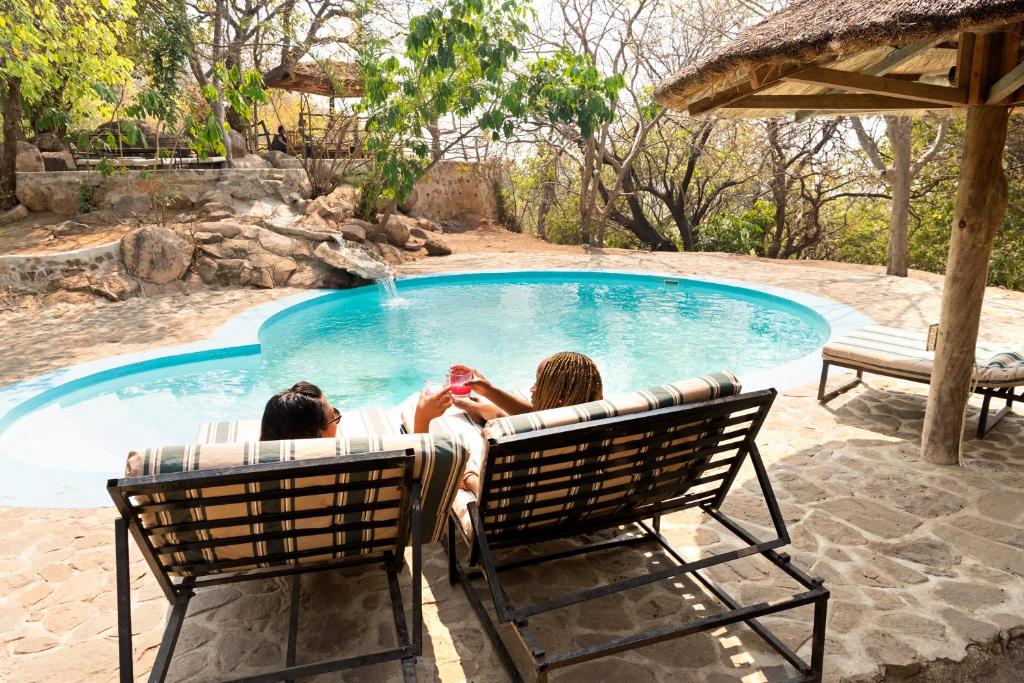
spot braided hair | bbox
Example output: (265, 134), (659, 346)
(533, 352), (603, 411)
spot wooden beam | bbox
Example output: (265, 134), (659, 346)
(687, 63), (810, 115)
(785, 67), (969, 106)
(726, 94), (952, 111)
(921, 31), (1012, 465)
(987, 23), (1023, 103)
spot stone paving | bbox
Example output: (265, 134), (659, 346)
(1, 248), (1023, 682)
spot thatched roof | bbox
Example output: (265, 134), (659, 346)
(263, 61), (365, 97)
(654, 0), (1024, 109)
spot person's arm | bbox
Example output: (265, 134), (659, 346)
(456, 365), (533, 415)
(413, 388), (452, 433)
(452, 396), (505, 424)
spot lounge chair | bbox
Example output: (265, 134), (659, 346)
(109, 421), (469, 683)
(818, 324), (1023, 438)
(447, 373), (829, 682)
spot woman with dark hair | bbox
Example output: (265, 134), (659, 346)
(259, 381), (341, 441)
(270, 125), (288, 152)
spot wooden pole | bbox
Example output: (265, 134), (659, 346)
(921, 34), (1011, 465)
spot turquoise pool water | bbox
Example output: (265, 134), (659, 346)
(0, 271), (831, 507)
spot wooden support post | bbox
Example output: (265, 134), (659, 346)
(921, 35), (1012, 465)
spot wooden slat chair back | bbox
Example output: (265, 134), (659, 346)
(477, 393), (768, 549)
(450, 389), (830, 683)
(110, 449), (424, 683)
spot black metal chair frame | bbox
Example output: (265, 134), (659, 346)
(817, 359), (1020, 439)
(447, 389), (829, 683)
(108, 449), (422, 683)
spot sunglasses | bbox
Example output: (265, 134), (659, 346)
(327, 407), (342, 426)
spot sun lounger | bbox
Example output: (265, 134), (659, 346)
(109, 424), (469, 683)
(819, 324), (1022, 438)
(447, 372), (828, 682)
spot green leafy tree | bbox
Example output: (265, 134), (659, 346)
(357, 0), (623, 227)
(0, 0), (134, 208)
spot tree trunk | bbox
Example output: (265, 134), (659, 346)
(887, 118), (913, 277)
(921, 104), (1010, 465)
(536, 178), (555, 241)
(0, 76), (21, 210)
(579, 139), (595, 246)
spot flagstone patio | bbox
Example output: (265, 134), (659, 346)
(1, 249), (1022, 682)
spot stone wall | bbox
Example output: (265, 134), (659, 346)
(0, 242), (123, 294)
(410, 160), (500, 223)
(14, 168), (310, 217)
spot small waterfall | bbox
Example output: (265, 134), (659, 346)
(376, 275), (399, 300)
(329, 235), (407, 306)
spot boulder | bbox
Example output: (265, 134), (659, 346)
(227, 129), (249, 158)
(268, 223), (335, 243)
(313, 240), (392, 280)
(250, 267), (276, 289)
(197, 189), (234, 207)
(194, 256), (219, 284)
(287, 264), (321, 288)
(230, 154), (271, 169)
(409, 227), (433, 240)
(32, 132), (71, 152)
(383, 216), (411, 247)
(376, 243), (405, 265)
(41, 151), (77, 171)
(56, 273), (92, 293)
(16, 142), (44, 173)
(338, 223), (366, 242)
(0, 204), (29, 225)
(52, 221), (93, 238)
(262, 151), (304, 169)
(195, 221), (244, 238)
(402, 238), (426, 252)
(424, 238), (452, 256)
(305, 186), (355, 223)
(120, 226), (194, 284)
(91, 272), (140, 302)
(14, 183), (49, 212)
(253, 228), (296, 257)
(94, 119), (158, 147)
(271, 258), (298, 285)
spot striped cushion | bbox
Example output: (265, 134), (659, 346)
(823, 325), (1023, 388)
(454, 371), (742, 537)
(196, 406), (405, 444)
(126, 418), (469, 576)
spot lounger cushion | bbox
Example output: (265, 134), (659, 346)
(124, 417), (469, 576)
(454, 371), (742, 537)
(822, 325), (1023, 388)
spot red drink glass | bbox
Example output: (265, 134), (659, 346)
(448, 370), (473, 397)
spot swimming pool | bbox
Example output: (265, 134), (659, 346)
(0, 270), (867, 507)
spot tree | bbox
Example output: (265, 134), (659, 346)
(358, 0), (623, 229)
(851, 116), (948, 277)
(0, 0), (134, 209)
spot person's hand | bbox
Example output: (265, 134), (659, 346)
(453, 395), (503, 424)
(450, 364), (492, 395)
(415, 386), (452, 431)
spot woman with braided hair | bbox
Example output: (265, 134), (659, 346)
(436, 351), (604, 495)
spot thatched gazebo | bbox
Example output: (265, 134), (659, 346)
(263, 60), (365, 98)
(654, 0), (1024, 465)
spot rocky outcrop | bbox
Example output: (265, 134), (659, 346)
(16, 142), (44, 173)
(121, 226), (194, 284)
(313, 240), (392, 280)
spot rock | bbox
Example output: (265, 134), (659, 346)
(383, 216), (411, 247)
(120, 226), (194, 284)
(313, 240), (392, 280)
(398, 187), (418, 213)
(376, 243), (405, 265)
(305, 186), (355, 223)
(366, 226), (389, 244)
(199, 238), (251, 260)
(14, 183), (49, 212)
(933, 581), (1008, 609)
(49, 184), (81, 216)
(424, 238), (452, 256)
(0, 204), (29, 225)
(56, 273), (92, 292)
(32, 132), (71, 152)
(52, 221), (93, 238)
(90, 272), (140, 301)
(271, 258), (298, 285)
(16, 141), (44, 172)
(338, 223), (366, 242)
(402, 238), (425, 252)
(262, 151), (304, 169)
(819, 497), (921, 540)
(195, 221), (245, 238)
(230, 154), (271, 169)
(415, 217), (439, 231)
(227, 129), (249, 158)
(251, 267), (276, 289)
(41, 151), (77, 171)
(194, 256), (219, 284)
(197, 189), (234, 207)
(409, 226), (436, 239)
(203, 209), (234, 222)
(253, 228), (296, 257)
(287, 265), (321, 288)
(94, 119), (158, 147)
(267, 223), (335, 243)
